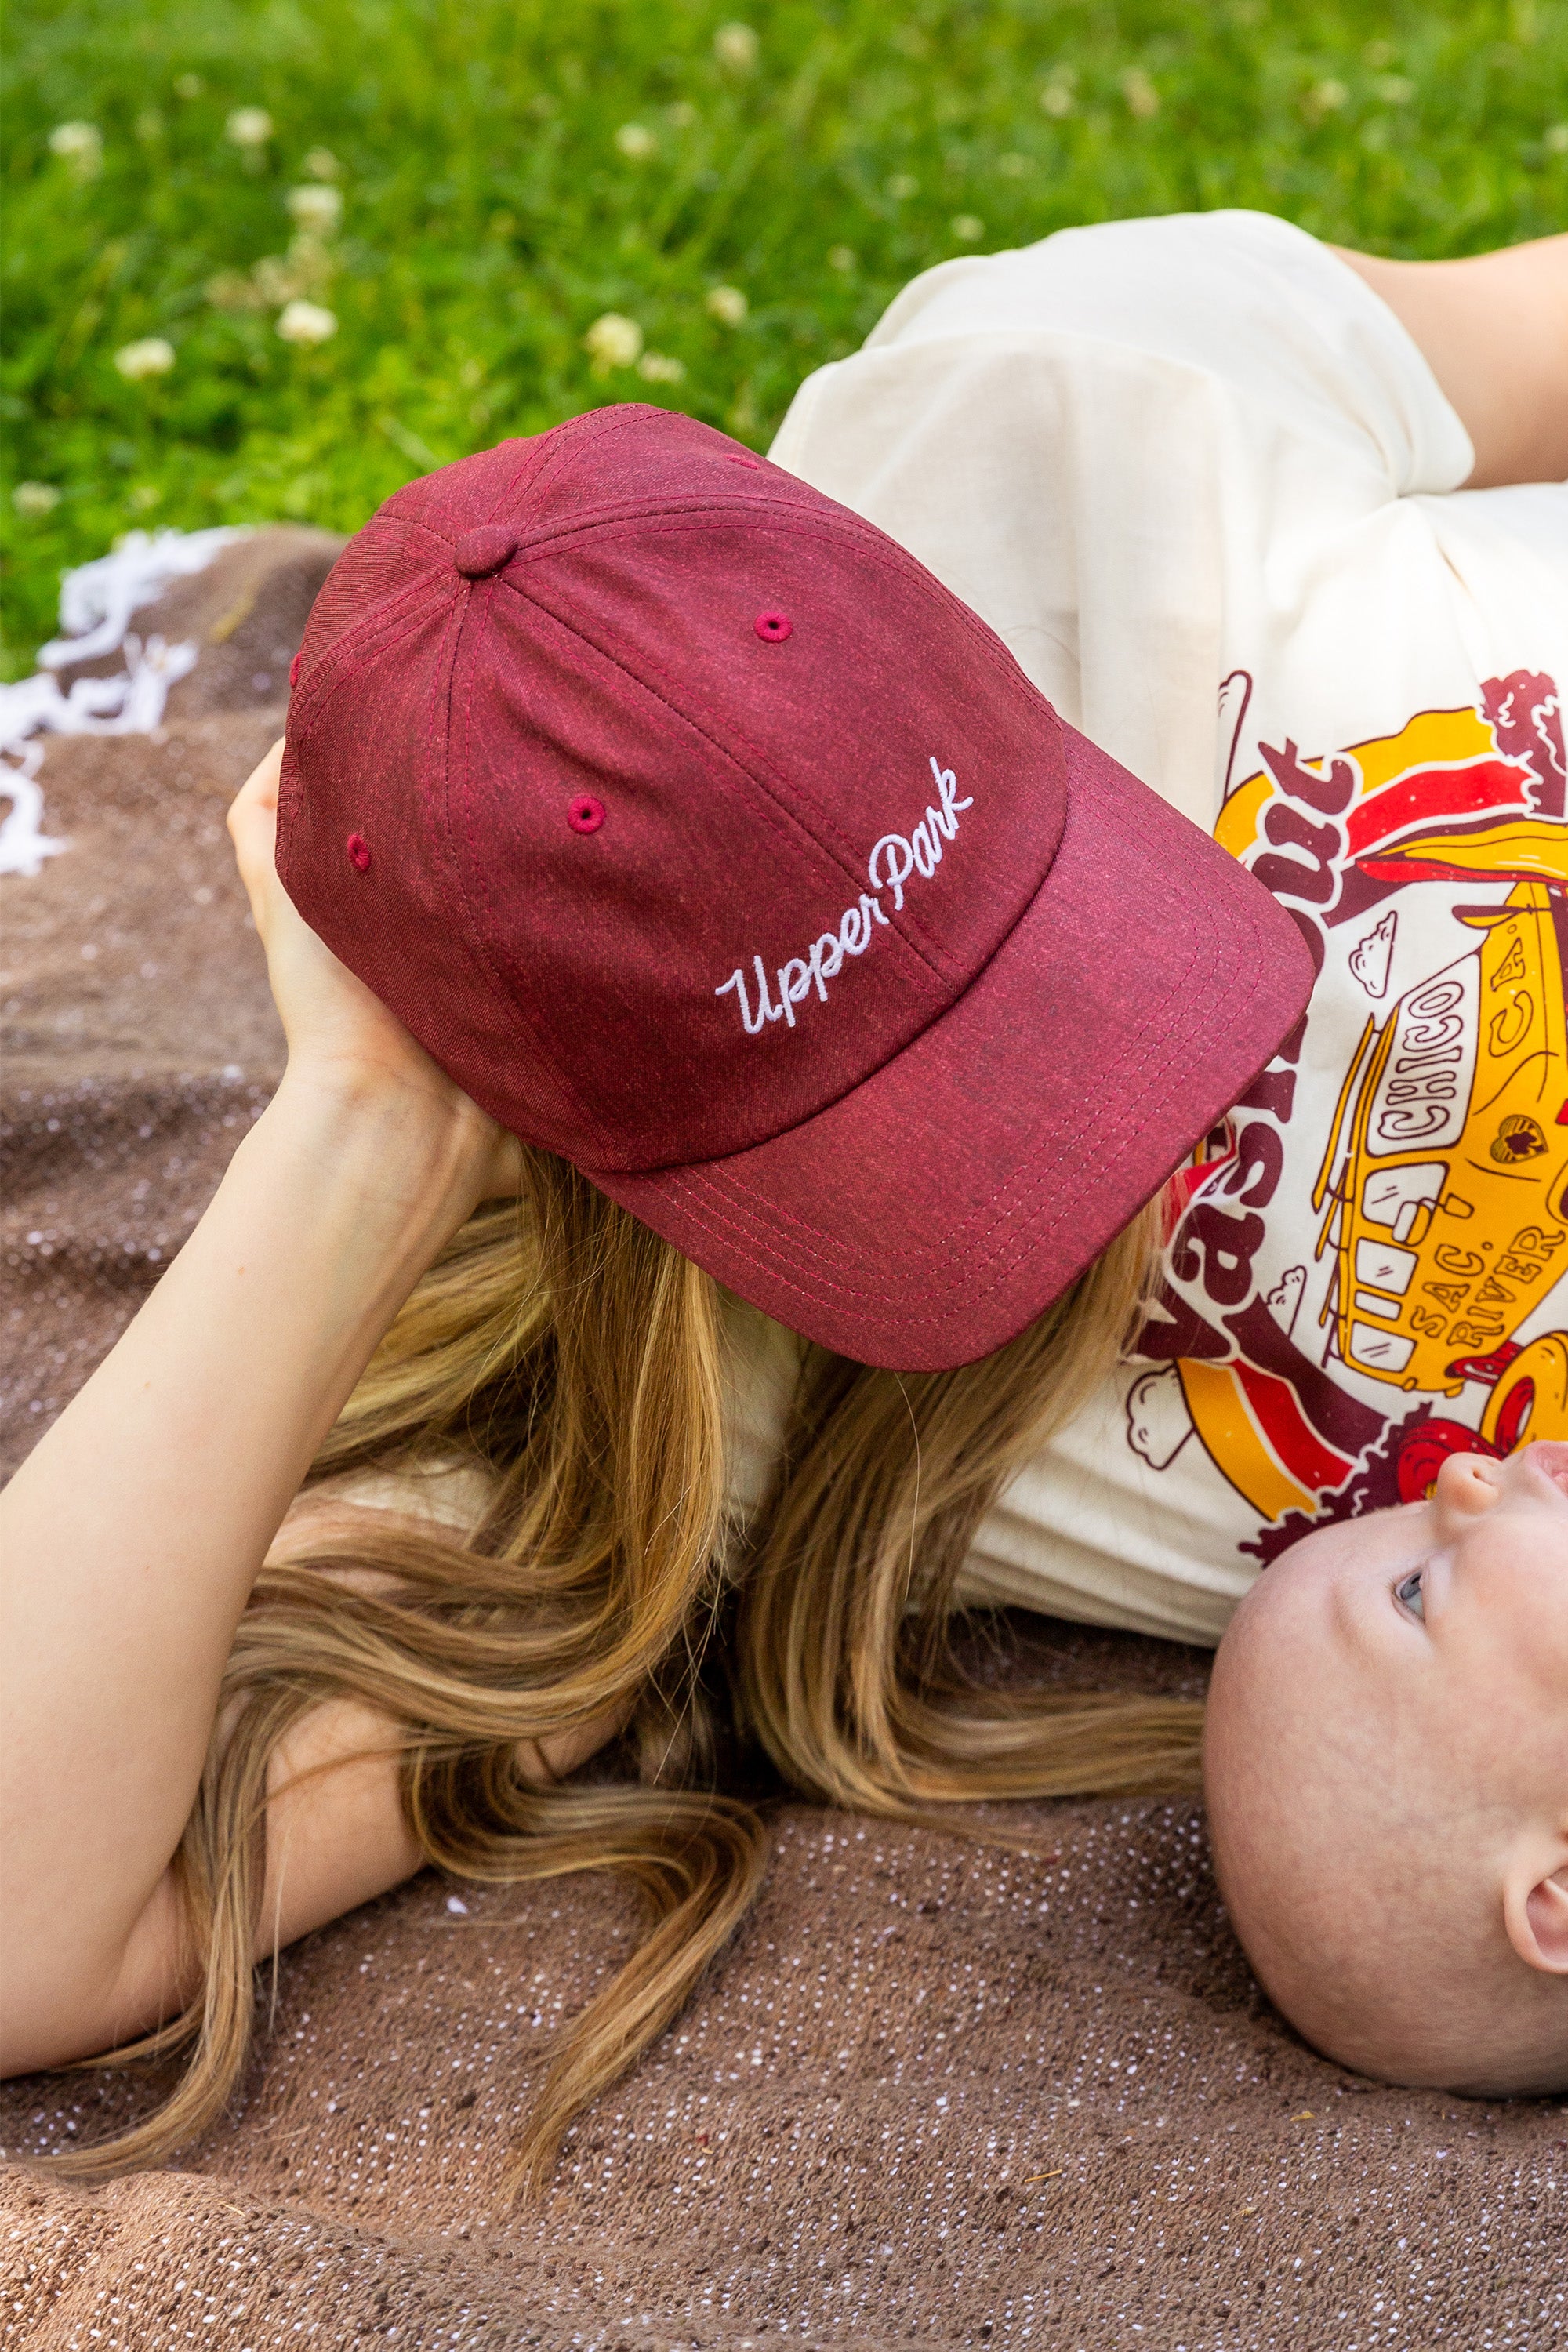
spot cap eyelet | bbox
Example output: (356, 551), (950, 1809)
(568, 795), (605, 835)
(347, 833), (372, 872)
(754, 609), (792, 643)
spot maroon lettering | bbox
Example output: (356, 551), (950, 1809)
(1253, 803), (1341, 905)
(1260, 737), (1359, 818)
(1171, 1203), (1269, 1307)
(1133, 1287), (1230, 1365)
(1213, 1120), (1285, 1211)
(1236, 1065), (1298, 1123)
(1283, 904), (1327, 980)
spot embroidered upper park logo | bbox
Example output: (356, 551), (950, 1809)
(714, 757), (973, 1035)
(1124, 670), (1568, 1560)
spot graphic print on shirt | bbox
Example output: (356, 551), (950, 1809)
(1125, 670), (1568, 1562)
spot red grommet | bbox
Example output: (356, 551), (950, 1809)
(754, 609), (792, 642)
(568, 795), (605, 835)
(289, 652), (301, 689)
(347, 833), (372, 872)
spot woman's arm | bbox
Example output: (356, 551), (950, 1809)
(82, 1665), (623, 2073)
(1332, 234), (1568, 488)
(0, 742), (521, 2074)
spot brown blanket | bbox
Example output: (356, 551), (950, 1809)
(2, 535), (1558, 2348)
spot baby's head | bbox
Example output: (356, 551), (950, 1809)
(1204, 1441), (1568, 2094)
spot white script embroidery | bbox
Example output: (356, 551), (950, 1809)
(714, 757), (973, 1034)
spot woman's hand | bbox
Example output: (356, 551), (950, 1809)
(230, 740), (521, 1203)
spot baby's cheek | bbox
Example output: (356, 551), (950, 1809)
(1448, 1552), (1567, 1749)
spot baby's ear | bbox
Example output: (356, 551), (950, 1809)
(1508, 1863), (1568, 1974)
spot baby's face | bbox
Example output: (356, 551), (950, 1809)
(1204, 1441), (1568, 2089)
(1264, 1440), (1568, 1750)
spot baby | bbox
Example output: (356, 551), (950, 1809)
(1206, 1441), (1568, 2093)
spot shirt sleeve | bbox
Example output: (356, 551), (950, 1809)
(779, 209), (1473, 504)
(768, 210), (1475, 833)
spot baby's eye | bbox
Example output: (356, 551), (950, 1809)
(1395, 1569), (1425, 1621)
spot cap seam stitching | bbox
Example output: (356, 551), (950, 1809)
(499, 567), (1051, 993)
(491, 578), (986, 1002)
(286, 573), (448, 745)
(305, 490), (1054, 981)
(446, 586), (619, 1153)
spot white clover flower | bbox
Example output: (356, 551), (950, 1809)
(1307, 78), (1349, 115)
(304, 146), (343, 179)
(637, 351), (686, 383)
(114, 337), (176, 380)
(1547, 123), (1568, 154)
(706, 284), (748, 325)
(252, 256), (299, 303)
(286, 183), (343, 234)
(713, 21), (760, 71)
(949, 214), (985, 243)
(289, 229), (334, 277)
(226, 107), (274, 149)
(173, 72), (205, 100)
(665, 101), (699, 129)
(583, 313), (643, 373)
(1039, 68), (1076, 118)
(246, 238), (332, 304)
(1373, 73), (1415, 103)
(205, 268), (264, 311)
(49, 121), (103, 175)
(276, 299), (337, 345)
(826, 245), (856, 273)
(1120, 68), (1160, 119)
(13, 481), (62, 517)
(884, 172), (919, 200)
(615, 122), (658, 160)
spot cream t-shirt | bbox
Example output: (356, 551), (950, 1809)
(316, 213), (1568, 1651)
(753, 207), (1568, 1645)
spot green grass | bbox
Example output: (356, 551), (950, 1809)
(3, 0), (1565, 676)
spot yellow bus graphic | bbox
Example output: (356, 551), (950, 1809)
(1314, 873), (1568, 1397)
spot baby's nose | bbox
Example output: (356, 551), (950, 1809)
(1432, 1450), (1501, 1521)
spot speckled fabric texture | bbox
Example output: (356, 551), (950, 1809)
(2, 536), (1563, 2350)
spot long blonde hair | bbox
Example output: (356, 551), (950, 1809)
(57, 1149), (1198, 2194)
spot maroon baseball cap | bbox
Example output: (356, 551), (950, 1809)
(278, 405), (1311, 1371)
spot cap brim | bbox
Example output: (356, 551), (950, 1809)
(589, 727), (1313, 1370)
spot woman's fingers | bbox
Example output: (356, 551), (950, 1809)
(224, 735), (523, 1203)
(227, 739), (286, 932)
(232, 734), (283, 816)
